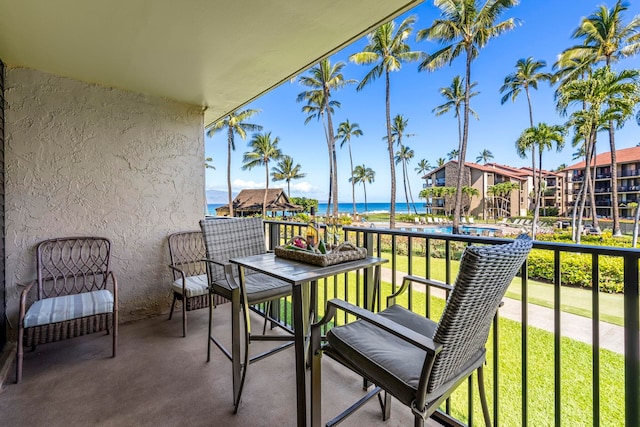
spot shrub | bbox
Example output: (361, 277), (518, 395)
(526, 249), (623, 293)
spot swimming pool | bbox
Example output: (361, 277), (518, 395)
(400, 226), (498, 236)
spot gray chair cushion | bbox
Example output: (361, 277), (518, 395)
(212, 270), (291, 304)
(326, 304), (437, 407)
(24, 289), (114, 328)
(171, 274), (208, 298)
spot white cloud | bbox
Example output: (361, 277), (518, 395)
(291, 182), (314, 193)
(231, 179), (266, 189)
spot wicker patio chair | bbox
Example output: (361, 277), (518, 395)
(311, 234), (532, 427)
(200, 217), (294, 413)
(168, 231), (227, 337)
(16, 237), (118, 383)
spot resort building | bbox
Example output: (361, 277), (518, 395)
(562, 146), (640, 219)
(423, 161), (566, 219)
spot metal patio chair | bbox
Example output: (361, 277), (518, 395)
(311, 235), (532, 427)
(168, 231), (226, 337)
(200, 217), (294, 413)
(16, 237), (118, 383)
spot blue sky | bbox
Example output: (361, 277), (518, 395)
(205, 0), (640, 203)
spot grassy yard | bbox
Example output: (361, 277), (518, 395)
(311, 272), (625, 426)
(386, 252), (625, 326)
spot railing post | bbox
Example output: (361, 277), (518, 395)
(362, 231), (375, 311)
(624, 254), (639, 427)
(268, 221), (280, 250)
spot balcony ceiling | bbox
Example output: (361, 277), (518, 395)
(0, 0), (422, 126)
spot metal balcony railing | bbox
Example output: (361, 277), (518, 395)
(263, 220), (639, 427)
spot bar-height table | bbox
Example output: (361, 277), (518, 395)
(230, 253), (388, 427)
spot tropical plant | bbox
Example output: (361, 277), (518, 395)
(351, 165), (375, 212)
(461, 185), (480, 216)
(418, 0), (519, 233)
(395, 144), (418, 215)
(271, 155), (306, 197)
(516, 123), (566, 236)
(475, 149), (494, 164)
(433, 75), (479, 152)
(205, 157), (215, 170)
(242, 132), (282, 218)
(487, 181), (520, 219)
(447, 149), (459, 161)
(560, 0), (640, 237)
(350, 15), (421, 228)
(297, 59), (355, 216)
(336, 120), (364, 217)
(207, 109), (262, 217)
(437, 157), (446, 167)
(500, 57), (552, 229)
(557, 67), (640, 242)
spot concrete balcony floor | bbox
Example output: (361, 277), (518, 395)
(0, 305), (441, 426)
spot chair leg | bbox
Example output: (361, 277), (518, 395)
(378, 390), (391, 421)
(262, 301), (271, 335)
(112, 308), (118, 357)
(168, 293), (177, 320)
(478, 366), (492, 427)
(182, 297), (187, 337)
(207, 291), (213, 363)
(16, 327), (24, 384)
(231, 288), (250, 414)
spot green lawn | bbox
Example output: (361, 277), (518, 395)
(310, 272), (625, 426)
(386, 252), (625, 326)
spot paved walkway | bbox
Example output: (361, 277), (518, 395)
(381, 267), (625, 354)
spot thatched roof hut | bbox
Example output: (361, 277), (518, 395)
(215, 188), (303, 216)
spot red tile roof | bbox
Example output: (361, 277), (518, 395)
(564, 146), (640, 171)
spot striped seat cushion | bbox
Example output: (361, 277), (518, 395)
(171, 274), (208, 298)
(24, 290), (114, 328)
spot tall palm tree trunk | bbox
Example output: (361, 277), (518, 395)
(589, 141), (600, 231)
(407, 171), (419, 215)
(326, 109), (339, 217)
(363, 183), (368, 213)
(402, 158), (410, 214)
(348, 143), (356, 217)
(263, 165), (269, 218)
(610, 126), (621, 236)
(385, 71), (396, 229)
(453, 48), (472, 233)
(227, 128), (234, 217)
(321, 119), (332, 216)
(526, 88), (538, 237)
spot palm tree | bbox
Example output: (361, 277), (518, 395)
(395, 145), (417, 215)
(242, 132), (282, 218)
(417, 0), (519, 233)
(433, 75), (479, 152)
(351, 165), (375, 213)
(297, 59), (355, 216)
(437, 157), (446, 167)
(476, 149), (494, 164)
(271, 155), (306, 197)
(557, 67), (639, 241)
(389, 114), (418, 215)
(350, 15), (421, 229)
(516, 123), (566, 237)
(207, 109), (262, 217)
(500, 57), (552, 228)
(560, 1), (640, 237)
(447, 149), (459, 161)
(461, 186), (480, 217)
(205, 157), (215, 170)
(415, 158), (432, 214)
(336, 120), (364, 217)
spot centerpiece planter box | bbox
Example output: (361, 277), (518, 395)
(274, 240), (367, 267)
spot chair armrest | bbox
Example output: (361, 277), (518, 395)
(386, 275), (453, 307)
(201, 258), (239, 290)
(106, 271), (118, 310)
(18, 281), (36, 323)
(316, 298), (442, 356)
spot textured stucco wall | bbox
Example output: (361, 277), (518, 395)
(4, 67), (205, 335)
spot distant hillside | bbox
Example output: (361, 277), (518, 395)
(206, 190), (236, 204)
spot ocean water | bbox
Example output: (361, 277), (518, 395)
(207, 202), (424, 215)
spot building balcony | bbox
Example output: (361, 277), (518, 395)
(2, 223), (637, 427)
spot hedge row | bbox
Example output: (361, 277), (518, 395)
(374, 235), (624, 294)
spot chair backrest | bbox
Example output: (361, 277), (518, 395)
(36, 237), (112, 299)
(427, 235), (532, 394)
(199, 217), (266, 282)
(168, 231), (207, 280)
